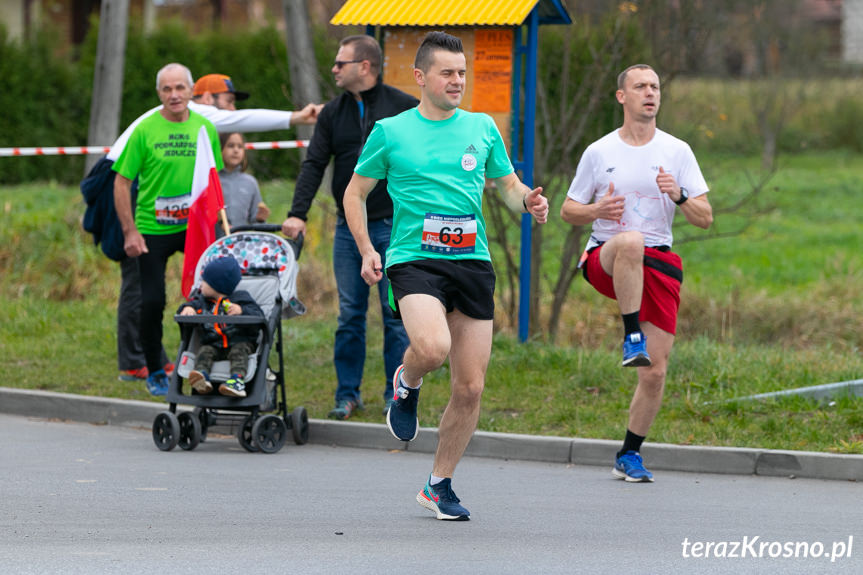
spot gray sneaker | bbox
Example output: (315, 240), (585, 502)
(327, 399), (363, 420)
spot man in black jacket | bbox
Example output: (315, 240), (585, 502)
(282, 35), (418, 420)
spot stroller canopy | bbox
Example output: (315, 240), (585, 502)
(191, 232), (305, 318)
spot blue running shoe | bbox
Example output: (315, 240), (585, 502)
(622, 331), (651, 367)
(146, 369), (169, 397)
(613, 450), (654, 482)
(417, 476), (470, 521)
(386, 364), (419, 441)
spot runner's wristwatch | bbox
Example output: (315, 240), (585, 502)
(675, 187), (689, 206)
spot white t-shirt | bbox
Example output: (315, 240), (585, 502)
(566, 128), (708, 250)
(107, 102), (293, 161)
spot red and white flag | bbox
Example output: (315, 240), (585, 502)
(181, 125), (224, 297)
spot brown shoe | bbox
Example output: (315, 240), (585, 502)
(188, 370), (213, 394)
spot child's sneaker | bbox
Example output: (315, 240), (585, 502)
(145, 370), (169, 397)
(386, 364), (420, 441)
(613, 450), (654, 482)
(622, 331), (651, 367)
(188, 370), (213, 394)
(219, 375), (247, 398)
(416, 476), (470, 521)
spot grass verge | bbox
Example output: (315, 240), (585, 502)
(1, 154), (861, 454)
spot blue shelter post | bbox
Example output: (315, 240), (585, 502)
(513, 9), (539, 342)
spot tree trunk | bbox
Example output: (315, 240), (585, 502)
(548, 225), (584, 342)
(85, 0), (129, 174)
(282, 0), (322, 157)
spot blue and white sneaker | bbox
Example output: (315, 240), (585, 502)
(417, 476), (470, 521)
(145, 369), (169, 397)
(622, 331), (651, 367)
(219, 375), (247, 398)
(386, 364), (419, 441)
(613, 450), (654, 482)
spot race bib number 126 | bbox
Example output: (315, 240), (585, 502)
(421, 212), (477, 255)
(154, 193), (191, 226)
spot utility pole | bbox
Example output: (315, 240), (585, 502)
(282, 0), (322, 157)
(85, 0), (129, 174)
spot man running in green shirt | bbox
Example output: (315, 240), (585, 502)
(113, 62), (223, 396)
(344, 32), (548, 521)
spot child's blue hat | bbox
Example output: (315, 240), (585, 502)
(201, 257), (241, 296)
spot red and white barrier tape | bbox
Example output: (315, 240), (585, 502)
(0, 146), (112, 157)
(244, 140), (308, 151)
(0, 140), (309, 157)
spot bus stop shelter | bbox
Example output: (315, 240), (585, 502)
(331, 0), (572, 341)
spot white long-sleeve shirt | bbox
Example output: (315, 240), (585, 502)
(106, 102), (293, 161)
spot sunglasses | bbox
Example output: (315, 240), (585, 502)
(334, 59), (364, 70)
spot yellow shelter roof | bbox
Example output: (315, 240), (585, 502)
(331, 0), (571, 27)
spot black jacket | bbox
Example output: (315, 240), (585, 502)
(80, 156), (137, 262)
(288, 80), (418, 222)
(177, 289), (264, 348)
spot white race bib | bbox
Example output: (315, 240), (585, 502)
(154, 193), (191, 226)
(421, 213), (477, 255)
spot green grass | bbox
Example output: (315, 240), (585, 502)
(1, 154), (862, 454)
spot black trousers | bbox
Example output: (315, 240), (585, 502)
(138, 232), (185, 373)
(117, 257), (168, 371)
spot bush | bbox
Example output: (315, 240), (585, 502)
(0, 22), (340, 185)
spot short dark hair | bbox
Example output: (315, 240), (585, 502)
(414, 31), (463, 72)
(340, 35), (382, 75)
(617, 64), (655, 90)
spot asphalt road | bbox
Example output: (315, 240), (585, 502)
(1, 414), (860, 574)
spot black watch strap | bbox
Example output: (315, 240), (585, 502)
(675, 187), (689, 206)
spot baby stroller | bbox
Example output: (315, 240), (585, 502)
(151, 224), (308, 454)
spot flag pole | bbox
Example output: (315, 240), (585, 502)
(219, 209), (230, 235)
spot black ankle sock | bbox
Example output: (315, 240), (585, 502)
(617, 429), (645, 458)
(622, 311), (641, 336)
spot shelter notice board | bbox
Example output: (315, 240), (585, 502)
(383, 28), (513, 149)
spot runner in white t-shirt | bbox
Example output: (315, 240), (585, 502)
(561, 64), (713, 483)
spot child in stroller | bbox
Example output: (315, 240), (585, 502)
(177, 257), (264, 398)
(151, 224), (308, 453)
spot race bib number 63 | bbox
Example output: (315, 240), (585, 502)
(421, 212), (477, 255)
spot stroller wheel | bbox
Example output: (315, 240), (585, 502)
(152, 411), (180, 451)
(192, 407), (210, 442)
(252, 414), (287, 454)
(237, 414), (260, 452)
(177, 412), (202, 451)
(291, 406), (309, 445)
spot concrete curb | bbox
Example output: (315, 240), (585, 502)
(2, 387), (861, 482)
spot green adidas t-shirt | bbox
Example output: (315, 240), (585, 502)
(355, 108), (514, 268)
(113, 110), (223, 235)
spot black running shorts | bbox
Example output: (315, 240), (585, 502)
(386, 259), (496, 320)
